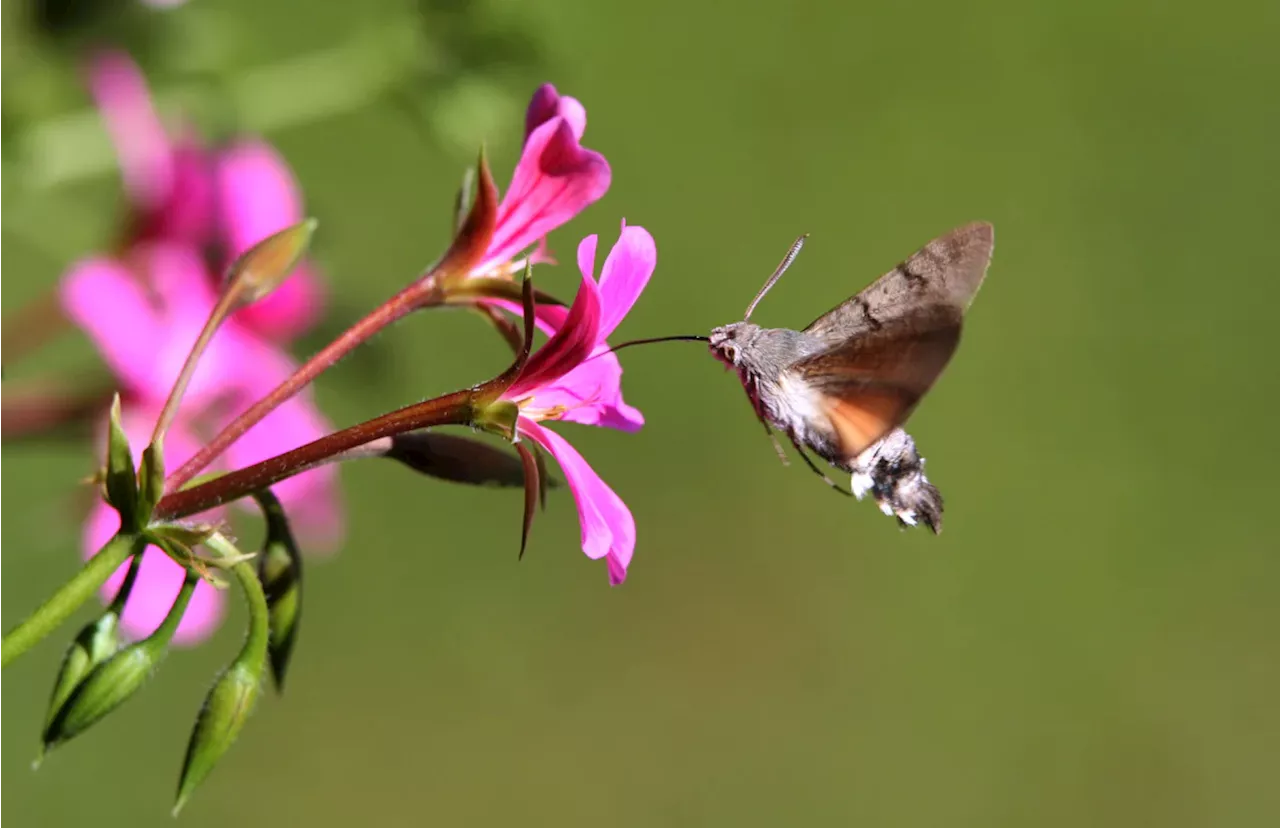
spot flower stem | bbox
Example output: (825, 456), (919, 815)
(2, 533), (143, 669)
(163, 278), (443, 495)
(151, 287), (243, 447)
(163, 146), (499, 495)
(203, 534), (271, 660)
(154, 389), (475, 521)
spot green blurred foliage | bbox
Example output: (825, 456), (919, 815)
(4, 0), (1279, 825)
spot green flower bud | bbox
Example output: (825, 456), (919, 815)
(173, 659), (263, 815)
(252, 491), (303, 691)
(225, 218), (318, 307)
(42, 641), (161, 751)
(39, 610), (120, 755)
(41, 572), (197, 753)
(104, 394), (138, 530)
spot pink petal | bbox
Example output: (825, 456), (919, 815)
(232, 261), (324, 343)
(146, 136), (216, 245)
(60, 256), (165, 397)
(85, 51), (172, 211)
(476, 118), (611, 273)
(524, 84), (587, 143)
(214, 140), (305, 256)
(519, 419), (635, 584)
(595, 222), (656, 342)
(534, 347), (644, 433)
(505, 268), (601, 399)
(82, 416), (225, 645)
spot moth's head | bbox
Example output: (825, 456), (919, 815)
(708, 322), (760, 369)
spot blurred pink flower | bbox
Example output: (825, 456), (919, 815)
(60, 242), (342, 644)
(470, 84), (611, 277)
(86, 50), (322, 342)
(501, 223), (655, 584)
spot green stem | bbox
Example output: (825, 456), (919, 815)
(2, 533), (143, 668)
(106, 554), (145, 616)
(148, 572), (200, 647)
(204, 535), (270, 662)
(151, 288), (242, 447)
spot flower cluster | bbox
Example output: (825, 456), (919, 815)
(8, 40), (660, 810)
(62, 51), (340, 643)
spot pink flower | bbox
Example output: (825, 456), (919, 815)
(86, 50), (322, 342)
(470, 84), (611, 277)
(501, 223), (655, 584)
(60, 241), (341, 644)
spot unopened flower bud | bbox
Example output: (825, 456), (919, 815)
(42, 641), (162, 751)
(254, 492), (303, 691)
(225, 218), (318, 307)
(39, 610), (121, 758)
(173, 658), (263, 815)
(41, 572), (197, 753)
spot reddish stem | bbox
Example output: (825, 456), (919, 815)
(163, 277), (442, 494)
(154, 390), (474, 521)
(163, 149), (500, 495)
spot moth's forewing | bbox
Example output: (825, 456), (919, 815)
(802, 221), (993, 345)
(793, 222), (994, 461)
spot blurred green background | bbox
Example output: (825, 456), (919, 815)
(4, 0), (1279, 825)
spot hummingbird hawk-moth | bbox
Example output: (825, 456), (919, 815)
(707, 222), (994, 531)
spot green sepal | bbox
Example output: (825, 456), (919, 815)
(104, 394), (139, 531)
(137, 440), (165, 522)
(474, 400), (521, 442)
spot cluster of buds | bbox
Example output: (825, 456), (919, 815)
(2, 65), (658, 814)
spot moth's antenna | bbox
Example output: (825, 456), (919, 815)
(744, 234), (808, 321)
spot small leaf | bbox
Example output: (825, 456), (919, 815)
(104, 394), (138, 530)
(225, 218), (318, 307)
(173, 660), (262, 816)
